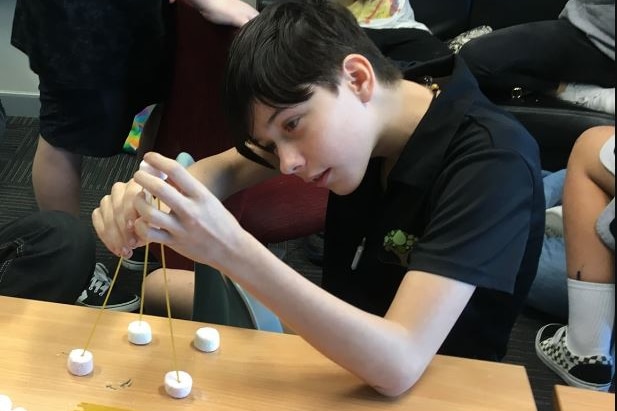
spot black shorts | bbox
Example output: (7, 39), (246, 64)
(38, 78), (165, 157)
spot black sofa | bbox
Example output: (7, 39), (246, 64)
(415, 0), (615, 171)
(257, 0), (615, 171)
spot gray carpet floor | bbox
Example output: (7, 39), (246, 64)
(0, 116), (613, 411)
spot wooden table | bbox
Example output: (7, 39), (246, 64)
(554, 385), (615, 411)
(0, 296), (537, 411)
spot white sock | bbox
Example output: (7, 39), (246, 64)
(566, 278), (615, 357)
(557, 83), (615, 115)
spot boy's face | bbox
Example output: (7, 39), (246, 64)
(250, 82), (377, 195)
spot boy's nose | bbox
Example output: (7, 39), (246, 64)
(278, 146), (304, 175)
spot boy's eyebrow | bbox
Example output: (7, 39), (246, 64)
(267, 107), (285, 125)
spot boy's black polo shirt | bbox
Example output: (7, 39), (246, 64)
(322, 55), (545, 361)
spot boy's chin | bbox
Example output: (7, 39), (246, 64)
(329, 180), (360, 196)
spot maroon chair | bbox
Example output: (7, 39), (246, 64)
(151, 2), (328, 270)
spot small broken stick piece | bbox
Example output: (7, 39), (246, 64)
(164, 371), (192, 399)
(67, 348), (94, 376)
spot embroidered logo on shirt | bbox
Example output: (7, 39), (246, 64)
(383, 229), (418, 265)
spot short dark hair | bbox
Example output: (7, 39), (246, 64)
(223, 0), (401, 167)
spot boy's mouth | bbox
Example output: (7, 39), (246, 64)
(311, 168), (331, 187)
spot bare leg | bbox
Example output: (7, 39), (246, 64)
(32, 136), (82, 216)
(536, 126), (615, 391)
(563, 126), (615, 284)
(143, 268), (195, 320)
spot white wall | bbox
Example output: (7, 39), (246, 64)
(0, 0), (40, 117)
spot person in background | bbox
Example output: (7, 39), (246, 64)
(536, 125), (615, 392)
(524, 169), (569, 320)
(9, 0), (258, 311)
(93, 0), (544, 395)
(0, 211), (98, 306)
(459, 0), (615, 114)
(0, 99), (96, 306)
(342, 0), (451, 64)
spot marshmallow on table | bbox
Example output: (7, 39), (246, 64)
(139, 160), (168, 180)
(67, 348), (94, 376)
(164, 370), (192, 399)
(0, 394), (12, 411)
(194, 327), (220, 353)
(128, 320), (152, 345)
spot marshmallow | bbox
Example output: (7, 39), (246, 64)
(164, 370), (192, 399)
(67, 348), (94, 376)
(139, 160), (167, 205)
(128, 320), (152, 345)
(0, 394), (12, 411)
(13, 408), (28, 411)
(139, 160), (168, 181)
(194, 327), (220, 353)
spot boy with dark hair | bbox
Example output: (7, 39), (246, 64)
(93, 0), (544, 396)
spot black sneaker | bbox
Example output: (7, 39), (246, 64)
(535, 323), (614, 391)
(76, 263), (141, 312)
(120, 246), (161, 272)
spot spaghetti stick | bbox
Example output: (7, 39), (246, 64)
(138, 242), (150, 322)
(81, 257), (124, 354)
(160, 241), (180, 382)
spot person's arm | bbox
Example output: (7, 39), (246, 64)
(130, 152), (475, 397)
(171, 0), (259, 27)
(187, 147), (279, 199)
(221, 246), (475, 397)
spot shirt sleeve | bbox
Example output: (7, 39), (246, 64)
(407, 148), (538, 294)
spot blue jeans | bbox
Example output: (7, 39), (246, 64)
(0, 211), (94, 303)
(525, 170), (568, 320)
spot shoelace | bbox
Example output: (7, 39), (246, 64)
(547, 325), (567, 346)
(88, 264), (111, 295)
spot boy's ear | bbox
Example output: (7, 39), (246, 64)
(342, 54), (375, 103)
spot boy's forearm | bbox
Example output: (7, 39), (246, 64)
(216, 232), (428, 397)
(187, 148), (278, 200)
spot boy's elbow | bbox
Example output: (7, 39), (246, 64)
(371, 362), (425, 397)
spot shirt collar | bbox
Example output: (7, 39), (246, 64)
(389, 55), (483, 189)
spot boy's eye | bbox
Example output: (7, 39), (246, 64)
(264, 142), (277, 154)
(284, 117), (300, 132)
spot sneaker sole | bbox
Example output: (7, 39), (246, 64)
(76, 298), (141, 313)
(121, 259), (161, 272)
(535, 324), (612, 392)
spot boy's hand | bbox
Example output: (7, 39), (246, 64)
(131, 153), (246, 268)
(92, 179), (147, 260)
(170, 0), (259, 27)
